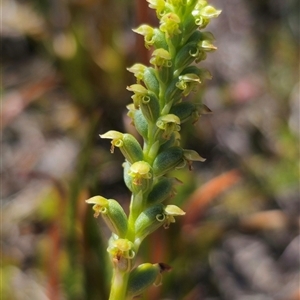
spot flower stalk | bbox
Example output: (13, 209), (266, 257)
(86, 0), (220, 299)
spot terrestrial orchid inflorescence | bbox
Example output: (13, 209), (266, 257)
(86, 0), (220, 299)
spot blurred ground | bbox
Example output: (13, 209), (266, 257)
(1, 0), (299, 300)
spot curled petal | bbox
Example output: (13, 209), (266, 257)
(86, 196), (128, 237)
(129, 161), (152, 185)
(108, 238), (135, 260)
(127, 84), (149, 95)
(86, 195), (108, 206)
(152, 48), (171, 60)
(127, 84), (149, 107)
(156, 114), (181, 139)
(100, 130), (123, 140)
(183, 149), (206, 170)
(127, 64), (147, 81)
(176, 73), (201, 96)
(150, 48), (172, 67)
(86, 196), (108, 217)
(160, 12), (181, 36)
(135, 204), (165, 242)
(160, 114), (180, 124)
(199, 5), (221, 18)
(163, 204), (185, 228)
(147, 0), (167, 17)
(192, 3), (221, 28)
(100, 131), (143, 163)
(133, 25), (155, 48)
(100, 130), (124, 152)
(133, 24), (154, 36)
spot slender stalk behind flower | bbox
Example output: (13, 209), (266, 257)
(86, 1), (221, 299)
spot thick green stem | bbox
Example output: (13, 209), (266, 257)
(108, 269), (130, 300)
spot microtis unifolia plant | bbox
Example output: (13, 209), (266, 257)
(86, 1), (221, 299)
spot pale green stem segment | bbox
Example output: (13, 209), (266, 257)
(127, 193), (141, 241)
(109, 269), (130, 300)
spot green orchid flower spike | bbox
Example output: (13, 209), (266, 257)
(86, 0), (221, 299)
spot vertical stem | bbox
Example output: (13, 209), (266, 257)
(108, 269), (130, 300)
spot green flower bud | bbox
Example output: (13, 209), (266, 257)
(174, 41), (199, 70)
(127, 263), (161, 298)
(183, 13), (199, 38)
(133, 108), (149, 140)
(127, 104), (149, 140)
(143, 67), (160, 96)
(170, 101), (199, 124)
(134, 204), (165, 242)
(147, 177), (180, 205)
(86, 196), (128, 238)
(107, 238), (135, 272)
(153, 146), (184, 177)
(174, 31), (216, 69)
(135, 203), (186, 243)
(140, 93), (160, 124)
(187, 30), (214, 45)
(128, 161), (153, 194)
(152, 28), (169, 49)
(100, 131), (143, 164)
(159, 66), (174, 85)
(156, 114), (181, 140)
(165, 77), (184, 104)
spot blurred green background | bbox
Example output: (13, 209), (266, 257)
(1, 0), (299, 299)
